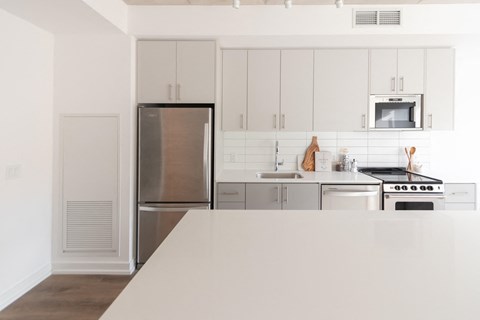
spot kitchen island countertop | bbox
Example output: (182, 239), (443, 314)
(102, 209), (480, 320)
(216, 169), (381, 184)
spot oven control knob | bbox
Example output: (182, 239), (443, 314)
(411, 185), (417, 191)
(401, 185), (408, 191)
(395, 186), (401, 191)
(427, 186), (434, 191)
(420, 186), (427, 191)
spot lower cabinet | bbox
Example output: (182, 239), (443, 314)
(217, 183), (246, 209)
(245, 183), (319, 210)
(444, 183), (476, 210)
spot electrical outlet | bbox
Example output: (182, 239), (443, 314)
(5, 165), (21, 180)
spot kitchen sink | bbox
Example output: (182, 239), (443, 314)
(256, 172), (304, 179)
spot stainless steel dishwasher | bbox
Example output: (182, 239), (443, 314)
(321, 184), (381, 210)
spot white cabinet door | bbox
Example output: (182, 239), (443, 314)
(137, 41), (176, 103)
(222, 50), (247, 131)
(314, 49), (369, 131)
(397, 49), (424, 94)
(282, 184), (319, 210)
(247, 50), (281, 131)
(280, 50), (314, 131)
(177, 41), (215, 103)
(425, 48), (455, 130)
(246, 183), (282, 210)
(370, 49), (398, 94)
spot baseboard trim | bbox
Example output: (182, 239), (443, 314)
(0, 263), (51, 311)
(52, 260), (135, 275)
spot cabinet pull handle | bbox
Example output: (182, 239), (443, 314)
(220, 192), (239, 195)
(168, 84), (173, 101)
(274, 186), (281, 203)
(399, 77), (404, 92)
(361, 114), (366, 129)
(273, 114), (277, 129)
(391, 77), (396, 92)
(282, 114), (286, 129)
(284, 186), (288, 204)
(240, 114), (244, 129)
(428, 114), (433, 129)
(176, 84), (181, 101)
(450, 192), (469, 196)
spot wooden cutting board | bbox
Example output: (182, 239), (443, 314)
(302, 136), (320, 171)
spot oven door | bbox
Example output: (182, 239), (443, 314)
(384, 194), (445, 211)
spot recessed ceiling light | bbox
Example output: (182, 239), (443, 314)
(285, 0), (293, 9)
(233, 0), (240, 9)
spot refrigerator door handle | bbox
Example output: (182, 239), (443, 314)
(139, 205), (209, 212)
(203, 123), (210, 201)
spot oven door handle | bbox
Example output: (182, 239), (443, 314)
(385, 194), (446, 200)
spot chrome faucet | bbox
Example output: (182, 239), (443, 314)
(274, 141), (284, 171)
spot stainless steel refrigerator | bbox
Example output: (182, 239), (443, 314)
(137, 104), (213, 266)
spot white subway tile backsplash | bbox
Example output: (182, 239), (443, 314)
(317, 139), (337, 147)
(223, 131), (246, 139)
(368, 139), (399, 147)
(368, 147), (399, 155)
(337, 139), (368, 147)
(307, 132), (337, 140)
(222, 130), (432, 171)
(277, 132), (306, 140)
(245, 132), (276, 139)
(399, 131), (431, 139)
(246, 140), (275, 147)
(368, 131), (400, 140)
(337, 132), (368, 139)
(368, 154), (400, 163)
(224, 139), (246, 147)
(279, 140), (307, 147)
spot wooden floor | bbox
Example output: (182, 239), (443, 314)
(0, 275), (134, 320)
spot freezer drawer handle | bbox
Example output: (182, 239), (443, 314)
(323, 190), (378, 197)
(220, 192), (239, 195)
(139, 206), (208, 212)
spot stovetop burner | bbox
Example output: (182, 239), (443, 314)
(359, 167), (444, 193)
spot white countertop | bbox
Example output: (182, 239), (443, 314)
(102, 209), (480, 320)
(216, 169), (381, 184)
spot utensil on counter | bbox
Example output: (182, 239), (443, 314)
(407, 146), (416, 171)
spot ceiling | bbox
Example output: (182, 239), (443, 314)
(123, 0), (480, 5)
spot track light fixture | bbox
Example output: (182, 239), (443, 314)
(335, 0), (343, 8)
(232, 0), (240, 9)
(284, 0), (292, 9)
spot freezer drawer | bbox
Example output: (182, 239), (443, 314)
(137, 204), (209, 265)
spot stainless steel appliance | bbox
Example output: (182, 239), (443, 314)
(321, 185), (381, 210)
(369, 95), (422, 130)
(137, 104), (213, 266)
(360, 167), (445, 211)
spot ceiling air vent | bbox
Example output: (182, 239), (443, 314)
(354, 9), (402, 27)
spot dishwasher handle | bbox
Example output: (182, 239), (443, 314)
(323, 190), (379, 197)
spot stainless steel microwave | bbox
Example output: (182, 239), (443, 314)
(369, 95), (423, 130)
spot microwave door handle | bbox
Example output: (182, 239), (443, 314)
(409, 106), (414, 123)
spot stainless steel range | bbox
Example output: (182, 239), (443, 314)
(359, 167), (445, 211)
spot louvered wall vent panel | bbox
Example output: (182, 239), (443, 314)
(379, 10), (401, 25)
(64, 201), (114, 252)
(354, 9), (402, 27)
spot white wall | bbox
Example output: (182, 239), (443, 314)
(52, 34), (134, 273)
(0, 9), (53, 310)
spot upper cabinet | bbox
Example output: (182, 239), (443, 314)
(424, 48), (455, 130)
(370, 49), (424, 94)
(314, 49), (369, 131)
(222, 49), (314, 131)
(222, 50), (247, 131)
(280, 50), (314, 131)
(137, 40), (215, 103)
(248, 50), (281, 131)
